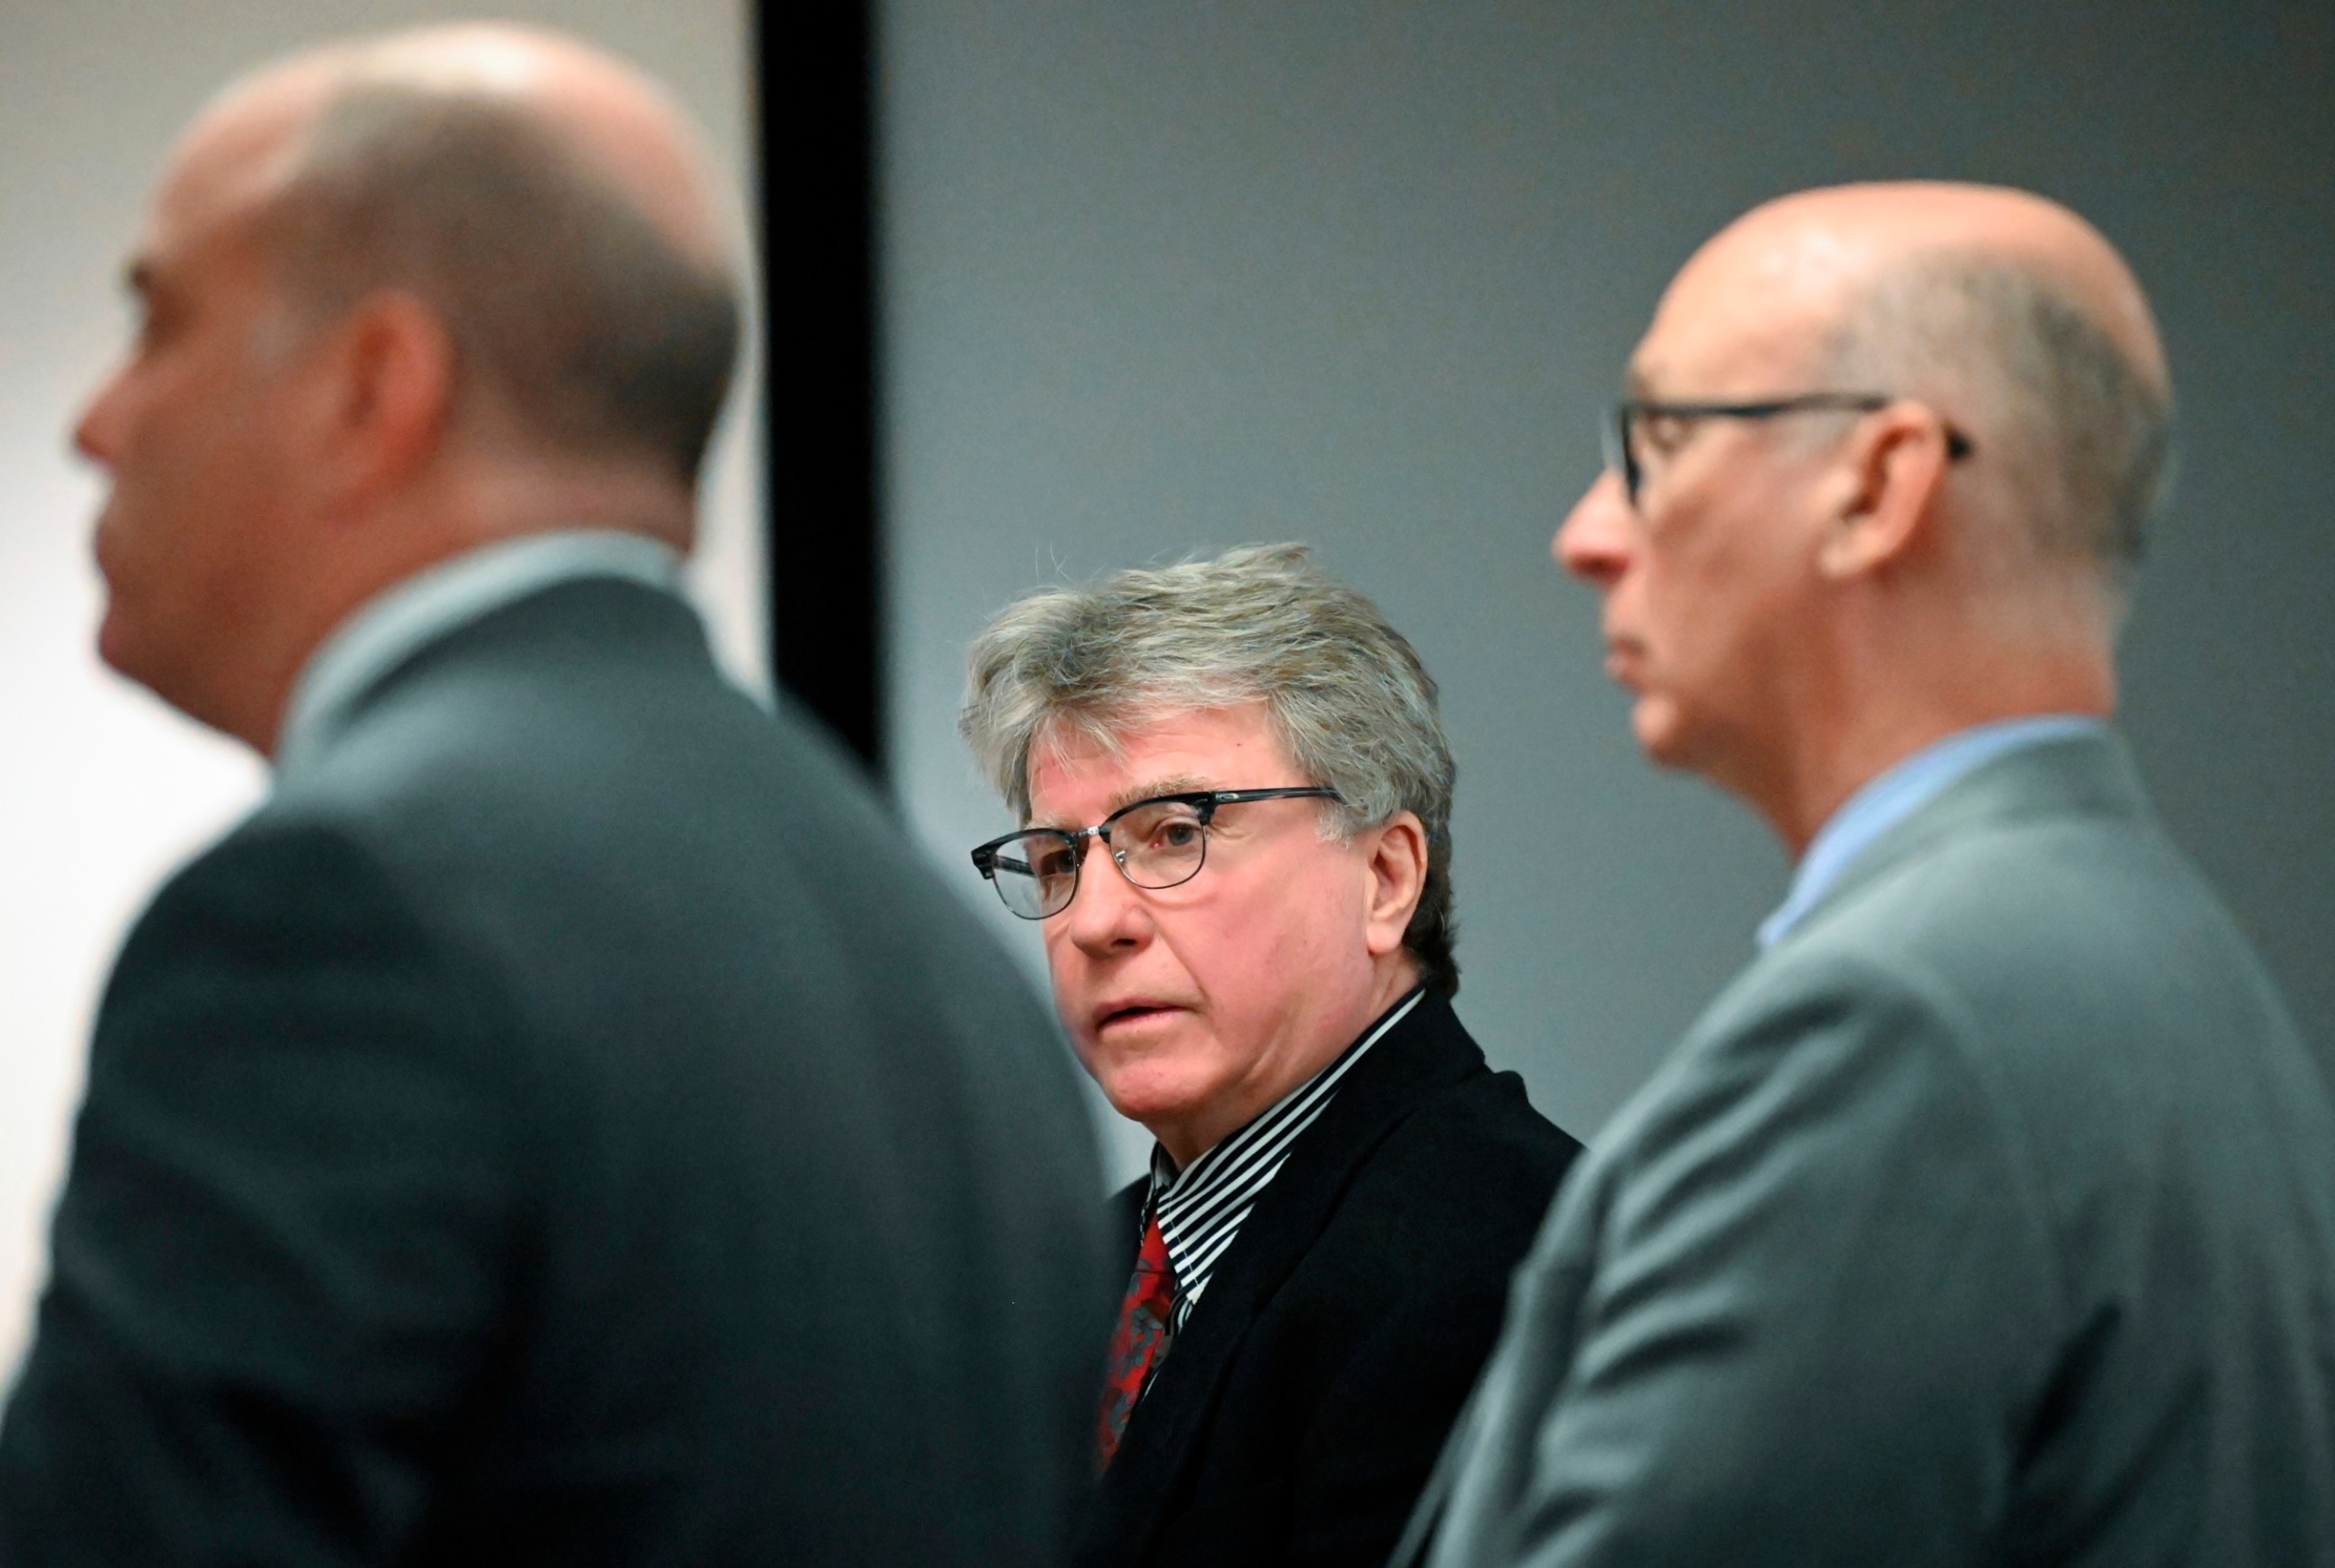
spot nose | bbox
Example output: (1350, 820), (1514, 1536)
(1555, 470), (1634, 588)
(72, 363), (129, 468)
(1059, 840), (1152, 957)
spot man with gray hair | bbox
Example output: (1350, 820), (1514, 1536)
(1400, 182), (2335, 1566)
(0, 25), (1107, 1566)
(962, 543), (1580, 1568)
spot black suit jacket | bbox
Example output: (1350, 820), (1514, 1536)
(0, 576), (1112, 1566)
(1076, 990), (1579, 1568)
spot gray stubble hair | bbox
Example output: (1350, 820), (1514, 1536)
(1827, 252), (2173, 612)
(263, 80), (741, 484)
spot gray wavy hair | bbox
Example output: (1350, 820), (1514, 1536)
(959, 543), (1460, 994)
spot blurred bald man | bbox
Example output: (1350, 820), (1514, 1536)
(1401, 183), (2335, 1566)
(0, 27), (1106, 1566)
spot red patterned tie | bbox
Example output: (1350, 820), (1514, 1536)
(1095, 1210), (1177, 1470)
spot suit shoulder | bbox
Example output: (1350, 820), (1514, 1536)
(1639, 816), (2331, 1291)
(1402, 1064), (1581, 1175)
(1332, 1066), (1579, 1261)
(135, 810), (432, 958)
(1798, 806), (2235, 988)
(1765, 807), (2301, 1088)
(268, 632), (880, 904)
(98, 811), (516, 1106)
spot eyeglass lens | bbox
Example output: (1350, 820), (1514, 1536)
(987, 800), (1212, 918)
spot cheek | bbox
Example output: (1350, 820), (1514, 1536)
(106, 368), (237, 513)
(1169, 919), (1280, 1008)
(97, 391), (297, 662)
(1645, 515), (1760, 657)
(1658, 543), (1813, 739)
(1185, 861), (1362, 1013)
(1040, 927), (1089, 1029)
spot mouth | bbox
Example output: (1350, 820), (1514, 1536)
(1092, 1000), (1186, 1034)
(1602, 635), (1648, 689)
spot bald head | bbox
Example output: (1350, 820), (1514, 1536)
(187, 23), (741, 484)
(1676, 183), (2165, 394)
(290, 24), (733, 270)
(1655, 182), (2172, 595)
(1557, 182), (2163, 842)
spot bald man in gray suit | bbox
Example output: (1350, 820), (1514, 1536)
(0, 27), (1105, 1566)
(1402, 182), (2335, 1566)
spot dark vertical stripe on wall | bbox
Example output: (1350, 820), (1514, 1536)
(755, 0), (885, 778)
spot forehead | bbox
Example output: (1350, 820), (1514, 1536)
(1630, 225), (1849, 397)
(141, 81), (318, 272)
(1026, 703), (1294, 821)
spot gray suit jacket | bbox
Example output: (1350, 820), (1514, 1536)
(1413, 732), (2335, 1566)
(1, 577), (1111, 1566)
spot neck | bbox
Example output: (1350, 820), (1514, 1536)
(226, 453), (693, 757)
(1361, 947), (1425, 1029)
(461, 452), (698, 549)
(1151, 952), (1423, 1170)
(1740, 619), (2115, 856)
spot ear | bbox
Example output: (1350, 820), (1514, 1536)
(1816, 402), (1956, 581)
(303, 290), (456, 508)
(1360, 810), (1430, 961)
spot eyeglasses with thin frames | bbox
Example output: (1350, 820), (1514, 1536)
(1601, 393), (1975, 510)
(968, 787), (1344, 920)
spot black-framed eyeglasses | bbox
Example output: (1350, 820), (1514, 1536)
(968, 786), (1344, 920)
(1600, 393), (1975, 510)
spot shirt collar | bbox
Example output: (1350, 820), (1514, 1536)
(274, 529), (683, 783)
(1142, 985), (1425, 1330)
(1757, 714), (2112, 949)
(1148, 986), (1427, 1190)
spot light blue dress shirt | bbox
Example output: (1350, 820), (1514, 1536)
(274, 529), (684, 783)
(1757, 714), (2113, 949)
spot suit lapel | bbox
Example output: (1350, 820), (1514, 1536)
(1083, 991), (1488, 1560)
(1107, 1177), (1147, 1275)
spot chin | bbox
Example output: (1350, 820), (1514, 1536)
(93, 604), (145, 683)
(1631, 696), (1693, 768)
(97, 615), (222, 737)
(1092, 1056), (1215, 1132)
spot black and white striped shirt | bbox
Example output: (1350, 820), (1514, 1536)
(1144, 987), (1427, 1335)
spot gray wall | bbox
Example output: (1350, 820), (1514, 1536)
(879, 0), (2334, 1181)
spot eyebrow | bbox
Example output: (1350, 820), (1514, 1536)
(1106, 775), (1211, 817)
(1028, 774), (1215, 830)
